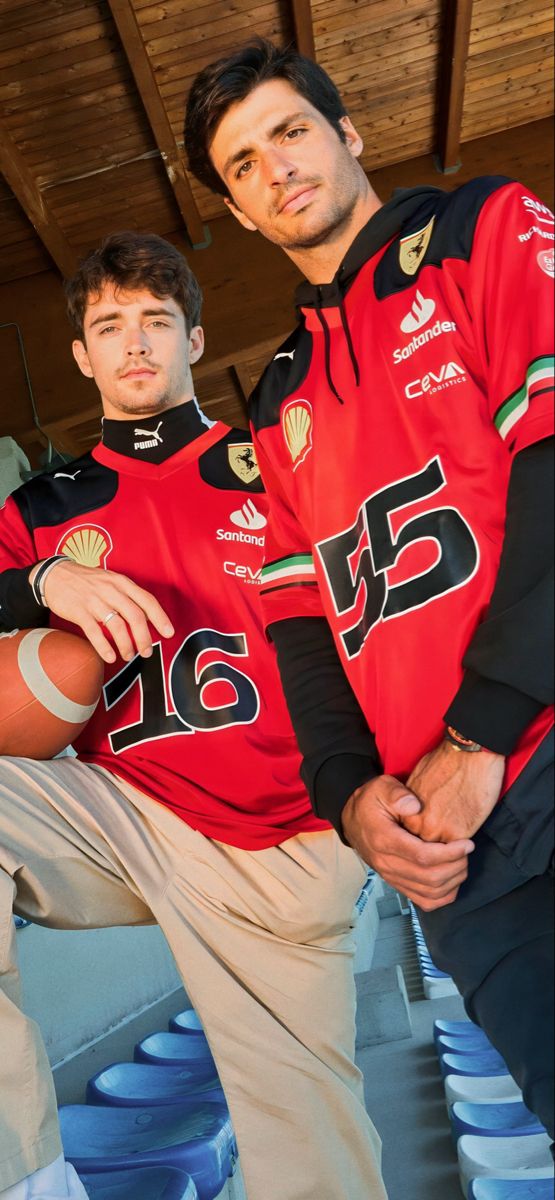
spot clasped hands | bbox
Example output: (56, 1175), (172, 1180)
(341, 741), (505, 911)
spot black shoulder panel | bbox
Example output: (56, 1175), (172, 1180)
(198, 427), (265, 493)
(374, 176), (513, 300)
(249, 324), (313, 433)
(11, 452), (119, 533)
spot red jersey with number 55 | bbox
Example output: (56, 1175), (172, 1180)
(251, 178), (554, 791)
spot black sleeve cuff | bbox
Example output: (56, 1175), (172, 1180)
(445, 669), (545, 756)
(0, 566), (47, 632)
(308, 752), (379, 842)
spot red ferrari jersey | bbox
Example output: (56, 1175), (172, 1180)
(0, 422), (329, 847)
(251, 179), (554, 791)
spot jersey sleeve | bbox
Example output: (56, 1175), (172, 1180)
(469, 183), (554, 455)
(0, 494), (44, 630)
(252, 433), (326, 629)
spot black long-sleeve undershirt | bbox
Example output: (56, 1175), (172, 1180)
(269, 437), (554, 836)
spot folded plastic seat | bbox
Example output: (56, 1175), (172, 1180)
(59, 1100), (234, 1200)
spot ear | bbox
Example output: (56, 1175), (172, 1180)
(188, 324), (205, 365)
(72, 339), (94, 379)
(223, 195), (258, 233)
(339, 115), (364, 160)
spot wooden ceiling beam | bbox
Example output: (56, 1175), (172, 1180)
(0, 124), (77, 278)
(292, 0), (316, 60)
(437, 0), (474, 172)
(106, 0), (208, 248)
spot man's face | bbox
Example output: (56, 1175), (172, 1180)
(209, 79), (366, 251)
(72, 285), (204, 420)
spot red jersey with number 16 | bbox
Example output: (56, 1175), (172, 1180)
(0, 423), (329, 848)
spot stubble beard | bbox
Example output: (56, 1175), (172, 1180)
(273, 161), (364, 252)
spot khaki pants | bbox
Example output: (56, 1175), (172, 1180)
(0, 756), (386, 1200)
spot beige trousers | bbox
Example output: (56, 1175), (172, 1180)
(0, 756), (386, 1200)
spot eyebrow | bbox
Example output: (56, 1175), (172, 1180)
(87, 306), (176, 330)
(222, 111), (311, 178)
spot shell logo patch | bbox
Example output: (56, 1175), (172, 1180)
(399, 216), (435, 276)
(56, 524), (113, 568)
(282, 400), (313, 470)
(228, 443), (261, 484)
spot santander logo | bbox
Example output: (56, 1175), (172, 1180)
(400, 290), (436, 333)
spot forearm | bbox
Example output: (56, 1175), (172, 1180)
(268, 615), (380, 834)
(445, 437), (554, 753)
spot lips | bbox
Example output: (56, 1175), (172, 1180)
(278, 186), (318, 215)
(121, 368), (156, 379)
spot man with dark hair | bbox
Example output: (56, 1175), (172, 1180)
(0, 232), (390, 1200)
(184, 40), (555, 1137)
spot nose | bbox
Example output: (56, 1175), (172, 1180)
(262, 146), (297, 187)
(125, 327), (150, 356)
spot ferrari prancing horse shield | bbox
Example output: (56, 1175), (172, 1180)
(228, 443), (261, 483)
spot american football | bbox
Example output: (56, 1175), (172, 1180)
(0, 628), (103, 760)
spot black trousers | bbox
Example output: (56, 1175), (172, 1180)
(417, 729), (554, 1137)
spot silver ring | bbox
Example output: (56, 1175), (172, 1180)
(102, 611), (117, 626)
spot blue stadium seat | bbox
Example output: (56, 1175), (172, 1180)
(135, 1033), (216, 1071)
(433, 1018), (482, 1047)
(444, 1073), (522, 1108)
(436, 1031), (493, 1057)
(169, 1010), (205, 1036)
(440, 1049), (509, 1079)
(468, 1178), (555, 1199)
(59, 1101), (234, 1200)
(79, 1166), (199, 1199)
(87, 1062), (225, 1108)
(451, 1101), (545, 1140)
(457, 1132), (554, 1197)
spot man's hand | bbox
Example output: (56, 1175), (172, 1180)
(403, 739), (506, 844)
(341, 775), (475, 911)
(32, 559), (174, 664)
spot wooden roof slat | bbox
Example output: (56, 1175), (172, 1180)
(0, 0), (89, 34)
(0, 66), (132, 117)
(470, 0), (550, 21)
(469, 11), (553, 49)
(149, 6), (286, 72)
(10, 91), (145, 145)
(0, 51), (130, 104)
(0, 122), (77, 276)
(0, 3), (97, 53)
(313, 0), (441, 40)
(0, 29), (121, 85)
(466, 31), (555, 71)
(106, 0), (206, 247)
(316, 12), (441, 56)
(0, 16), (113, 71)
(467, 56), (554, 91)
(141, 0), (280, 48)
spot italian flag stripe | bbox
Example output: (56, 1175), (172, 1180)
(494, 356), (554, 440)
(261, 554), (315, 584)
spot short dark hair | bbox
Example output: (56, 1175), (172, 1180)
(184, 38), (347, 197)
(65, 231), (203, 342)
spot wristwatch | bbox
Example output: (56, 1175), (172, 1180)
(444, 725), (483, 753)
